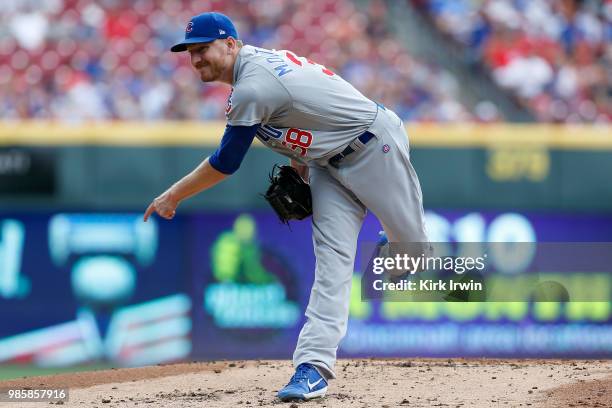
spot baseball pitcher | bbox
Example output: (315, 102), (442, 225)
(143, 12), (429, 402)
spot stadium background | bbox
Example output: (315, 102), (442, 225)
(0, 0), (610, 379)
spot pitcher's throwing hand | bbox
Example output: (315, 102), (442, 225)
(143, 190), (178, 221)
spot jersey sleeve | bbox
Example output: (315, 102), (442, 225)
(226, 65), (291, 126)
(209, 124), (259, 175)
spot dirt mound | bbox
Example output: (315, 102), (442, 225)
(543, 374), (612, 408)
(2, 359), (610, 408)
(0, 360), (229, 389)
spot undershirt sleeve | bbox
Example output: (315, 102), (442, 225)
(208, 124), (260, 175)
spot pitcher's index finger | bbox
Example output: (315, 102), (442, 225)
(143, 203), (155, 222)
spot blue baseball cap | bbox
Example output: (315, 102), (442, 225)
(171, 12), (238, 52)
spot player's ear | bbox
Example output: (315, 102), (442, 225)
(226, 37), (236, 54)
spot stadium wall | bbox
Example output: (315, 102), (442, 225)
(1, 122), (611, 211)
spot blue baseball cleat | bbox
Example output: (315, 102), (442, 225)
(277, 363), (328, 401)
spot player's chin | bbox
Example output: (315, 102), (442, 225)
(199, 72), (216, 82)
(198, 67), (222, 82)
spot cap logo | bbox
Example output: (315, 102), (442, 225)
(186, 22), (194, 33)
(219, 29), (226, 35)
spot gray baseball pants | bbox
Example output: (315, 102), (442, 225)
(292, 107), (429, 379)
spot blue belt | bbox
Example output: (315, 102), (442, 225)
(328, 131), (375, 168)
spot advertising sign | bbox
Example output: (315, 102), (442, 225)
(1, 210), (611, 367)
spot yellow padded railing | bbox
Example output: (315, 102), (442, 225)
(0, 122), (610, 149)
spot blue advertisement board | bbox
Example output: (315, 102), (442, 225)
(0, 210), (611, 367)
(344, 211), (612, 358)
(189, 213), (311, 360)
(0, 213), (191, 367)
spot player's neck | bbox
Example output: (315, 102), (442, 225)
(218, 68), (234, 85)
(217, 52), (239, 85)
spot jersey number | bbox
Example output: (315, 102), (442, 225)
(285, 51), (335, 77)
(277, 51), (330, 157)
(284, 128), (313, 156)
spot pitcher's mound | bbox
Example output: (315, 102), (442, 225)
(2, 359), (611, 408)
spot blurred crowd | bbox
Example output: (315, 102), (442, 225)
(0, 0), (471, 123)
(417, 0), (612, 123)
